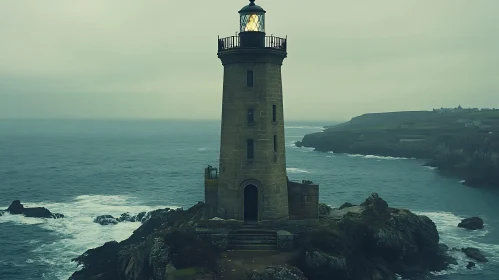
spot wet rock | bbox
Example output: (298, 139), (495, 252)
(338, 202), (355, 210)
(5, 200), (64, 219)
(70, 197), (457, 280)
(466, 261), (475, 269)
(70, 204), (207, 280)
(296, 194), (455, 280)
(458, 217), (484, 230)
(117, 212), (147, 223)
(249, 265), (307, 280)
(462, 247), (488, 262)
(7, 200), (24, 214)
(94, 212), (149, 225)
(94, 215), (118, 225)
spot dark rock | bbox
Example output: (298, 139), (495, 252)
(7, 200), (24, 214)
(71, 241), (121, 280)
(0, 210), (4, 217)
(339, 202), (355, 210)
(23, 207), (56, 218)
(135, 212), (147, 222)
(70, 197), (456, 280)
(360, 193), (389, 214)
(5, 200), (63, 219)
(249, 265), (307, 280)
(318, 203), (332, 217)
(296, 195), (455, 280)
(466, 262), (475, 269)
(458, 217), (484, 230)
(53, 213), (65, 219)
(94, 212), (149, 225)
(462, 247), (488, 262)
(69, 204), (201, 280)
(94, 215), (118, 225)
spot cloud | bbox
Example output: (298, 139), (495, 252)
(0, 0), (498, 120)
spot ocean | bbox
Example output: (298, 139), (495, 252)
(0, 119), (498, 280)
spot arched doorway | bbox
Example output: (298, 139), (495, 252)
(244, 184), (258, 222)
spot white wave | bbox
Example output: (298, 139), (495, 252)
(415, 211), (499, 276)
(1, 195), (176, 280)
(286, 168), (310, 174)
(347, 154), (413, 160)
(459, 180), (466, 184)
(424, 166), (438, 170)
(285, 141), (297, 147)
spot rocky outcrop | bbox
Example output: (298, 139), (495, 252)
(462, 247), (488, 263)
(94, 212), (147, 226)
(248, 265), (307, 280)
(70, 204), (210, 280)
(69, 195), (458, 280)
(94, 215), (119, 225)
(458, 217), (484, 230)
(294, 193), (456, 280)
(466, 262), (475, 269)
(4, 200), (64, 219)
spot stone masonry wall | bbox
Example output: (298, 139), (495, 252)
(287, 180), (319, 220)
(217, 49), (289, 221)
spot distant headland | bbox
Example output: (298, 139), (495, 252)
(296, 107), (499, 188)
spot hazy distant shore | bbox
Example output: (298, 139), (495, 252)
(296, 109), (499, 188)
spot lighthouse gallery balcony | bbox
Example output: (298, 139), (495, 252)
(218, 35), (287, 52)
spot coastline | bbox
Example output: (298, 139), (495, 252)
(295, 110), (499, 189)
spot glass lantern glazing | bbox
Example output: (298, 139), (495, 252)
(240, 12), (265, 32)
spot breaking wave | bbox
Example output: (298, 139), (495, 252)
(415, 211), (499, 277)
(347, 154), (414, 160)
(0, 195), (175, 280)
(286, 168), (310, 174)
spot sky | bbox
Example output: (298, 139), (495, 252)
(0, 0), (498, 122)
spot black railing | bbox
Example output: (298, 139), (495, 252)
(218, 35), (287, 52)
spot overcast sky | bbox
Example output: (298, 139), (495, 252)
(0, 0), (498, 121)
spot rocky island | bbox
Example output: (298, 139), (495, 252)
(296, 108), (499, 188)
(68, 193), (485, 280)
(0, 200), (64, 219)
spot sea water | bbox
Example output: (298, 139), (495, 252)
(0, 119), (498, 280)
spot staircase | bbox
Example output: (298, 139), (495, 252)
(228, 224), (277, 251)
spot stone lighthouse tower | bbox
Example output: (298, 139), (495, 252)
(206, 0), (289, 222)
(205, 0), (318, 222)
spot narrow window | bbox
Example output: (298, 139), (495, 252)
(272, 105), (276, 122)
(273, 135), (277, 152)
(247, 139), (254, 159)
(247, 108), (254, 123)
(247, 70), (254, 87)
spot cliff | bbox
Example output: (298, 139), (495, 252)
(69, 194), (464, 280)
(297, 110), (499, 188)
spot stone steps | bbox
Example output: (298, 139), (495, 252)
(228, 227), (277, 251)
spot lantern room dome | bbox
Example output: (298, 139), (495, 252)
(239, 0), (266, 14)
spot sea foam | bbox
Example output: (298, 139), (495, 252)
(1, 195), (175, 280)
(415, 211), (498, 276)
(286, 168), (310, 174)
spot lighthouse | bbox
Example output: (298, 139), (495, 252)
(205, 0), (319, 222)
